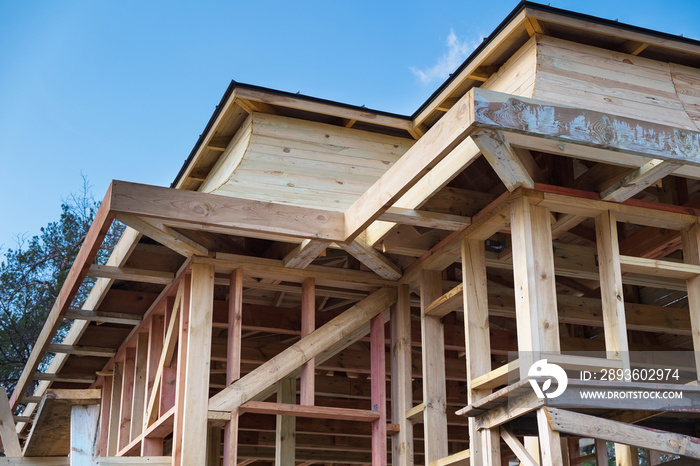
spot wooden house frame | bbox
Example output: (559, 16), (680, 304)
(4, 2), (700, 465)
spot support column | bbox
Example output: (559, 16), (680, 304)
(172, 277), (190, 466)
(224, 269), (243, 466)
(107, 362), (123, 456)
(595, 439), (608, 466)
(97, 377), (113, 457)
(130, 332), (149, 441)
(510, 196), (562, 466)
(462, 238), (493, 466)
(391, 285), (414, 466)
(300, 277), (315, 406)
(142, 314), (165, 456)
(118, 348), (135, 452)
(178, 262), (215, 466)
(371, 313), (387, 466)
(596, 210), (632, 466)
(420, 270), (448, 463)
(70, 404), (100, 466)
(275, 378), (296, 466)
(681, 223), (700, 379)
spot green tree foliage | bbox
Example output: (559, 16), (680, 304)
(0, 179), (123, 393)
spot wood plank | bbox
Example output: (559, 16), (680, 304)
(179, 262), (215, 466)
(537, 408), (563, 466)
(70, 404), (99, 466)
(472, 87), (700, 167)
(110, 180), (345, 241)
(64, 309), (141, 326)
(390, 285), (414, 466)
(209, 287), (397, 412)
(0, 460), (69, 465)
(87, 264), (174, 285)
(118, 349), (135, 450)
(420, 270), (449, 463)
(0, 387), (21, 457)
(107, 362), (123, 456)
(472, 128), (535, 191)
(618, 255), (700, 279)
(98, 378), (112, 457)
(117, 214), (208, 257)
(141, 315), (164, 456)
(239, 401), (380, 422)
(46, 344), (116, 358)
(224, 270), (243, 466)
(427, 449), (470, 466)
(543, 407), (700, 458)
(97, 458), (171, 465)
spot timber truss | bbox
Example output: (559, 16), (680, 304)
(6, 4), (700, 466)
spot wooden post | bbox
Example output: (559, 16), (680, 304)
(390, 285), (414, 466)
(371, 313), (387, 466)
(172, 276), (190, 466)
(420, 269), (448, 463)
(462, 238), (493, 466)
(118, 348), (135, 452)
(97, 377), (113, 457)
(595, 439), (608, 466)
(0, 386), (21, 457)
(510, 196), (560, 466)
(70, 404), (100, 466)
(130, 332), (149, 441)
(510, 196), (561, 375)
(224, 269), (243, 466)
(300, 277), (316, 406)
(160, 298), (178, 416)
(107, 361), (123, 456)
(275, 378), (296, 466)
(595, 210), (631, 369)
(207, 424), (221, 466)
(596, 210), (632, 465)
(179, 262), (215, 466)
(142, 315), (165, 456)
(681, 223), (700, 379)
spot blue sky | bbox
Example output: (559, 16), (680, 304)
(1, 0), (700, 250)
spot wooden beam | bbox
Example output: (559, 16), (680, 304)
(300, 278), (315, 406)
(0, 387), (21, 457)
(239, 401), (380, 422)
(472, 128), (535, 191)
(130, 333), (148, 441)
(391, 285), (414, 466)
(118, 349), (135, 450)
(500, 427), (537, 466)
(472, 87), (700, 167)
(141, 315), (164, 456)
(64, 309), (141, 326)
(600, 159), (680, 202)
(420, 270), (448, 463)
(544, 408), (700, 458)
(618, 255), (700, 279)
(117, 214), (208, 257)
(340, 238), (402, 280)
(423, 283), (462, 317)
(46, 344), (116, 358)
(537, 408), (563, 466)
(111, 180), (345, 241)
(365, 137), (481, 246)
(595, 210), (631, 368)
(107, 362), (122, 456)
(379, 208), (471, 231)
(87, 264), (174, 285)
(179, 262), (215, 466)
(282, 239), (329, 269)
(427, 449), (470, 466)
(209, 287), (396, 411)
(344, 90), (479, 240)
(370, 313), (387, 466)
(682, 223), (700, 379)
(32, 374), (96, 384)
(11, 187), (115, 411)
(224, 270), (243, 466)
